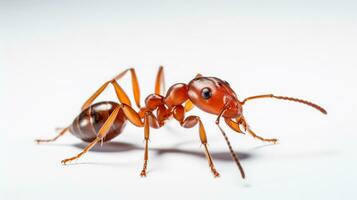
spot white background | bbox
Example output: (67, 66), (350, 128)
(1, 0), (357, 200)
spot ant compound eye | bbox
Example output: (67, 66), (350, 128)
(201, 87), (212, 100)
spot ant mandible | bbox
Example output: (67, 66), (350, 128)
(36, 66), (327, 178)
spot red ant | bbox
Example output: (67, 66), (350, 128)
(36, 66), (327, 178)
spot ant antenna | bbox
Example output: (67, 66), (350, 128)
(241, 94), (327, 114)
(217, 123), (246, 179)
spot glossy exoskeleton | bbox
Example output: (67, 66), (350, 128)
(36, 67), (327, 178)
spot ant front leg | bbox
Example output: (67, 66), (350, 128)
(225, 117), (278, 144)
(173, 106), (220, 177)
(183, 73), (203, 112)
(246, 128), (278, 144)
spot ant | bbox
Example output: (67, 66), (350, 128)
(35, 66), (327, 178)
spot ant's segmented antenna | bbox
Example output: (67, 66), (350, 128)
(217, 124), (246, 179)
(241, 94), (327, 114)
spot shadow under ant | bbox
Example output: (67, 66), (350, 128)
(71, 140), (254, 162)
(69, 139), (338, 164)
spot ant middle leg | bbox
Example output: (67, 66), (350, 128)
(140, 113), (151, 177)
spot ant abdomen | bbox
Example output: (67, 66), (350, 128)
(69, 101), (127, 142)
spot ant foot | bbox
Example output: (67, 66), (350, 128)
(61, 157), (77, 165)
(269, 138), (279, 144)
(211, 168), (220, 178)
(140, 170), (147, 177)
(34, 139), (42, 144)
(34, 139), (50, 144)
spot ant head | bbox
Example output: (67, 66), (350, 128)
(188, 77), (242, 118)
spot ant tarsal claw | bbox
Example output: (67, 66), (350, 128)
(61, 157), (76, 165)
(140, 170), (147, 177)
(34, 139), (42, 144)
(271, 138), (279, 144)
(61, 159), (69, 165)
(212, 170), (220, 178)
(34, 139), (50, 144)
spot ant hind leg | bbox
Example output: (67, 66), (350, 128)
(35, 127), (69, 144)
(61, 107), (120, 165)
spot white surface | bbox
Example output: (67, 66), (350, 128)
(1, 1), (357, 200)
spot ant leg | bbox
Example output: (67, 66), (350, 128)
(140, 113), (150, 177)
(61, 107), (120, 165)
(179, 115), (220, 177)
(120, 104), (144, 127)
(148, 112), (160, 128)
(154, 66), (165, 95)
(215, 112), (245, 179)
(238, 117), (278, 144)
(119, 104), (156, 176)
(81, 68), (141, 111)
(38, 68), (139, 143)
(154, 68), (199, 96)
(223, 118), (245, 135)
(195, 73), (203, 78)
(183, 74), (201, 112)
(36, 68), (138, 144)
(184, 100), (194, 112)
(120, 104), (159, 177)
(35, 127), (69, 144)
(246, 127), (278, 144)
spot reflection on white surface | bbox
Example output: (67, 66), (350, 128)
(1, 1), (356, 200)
